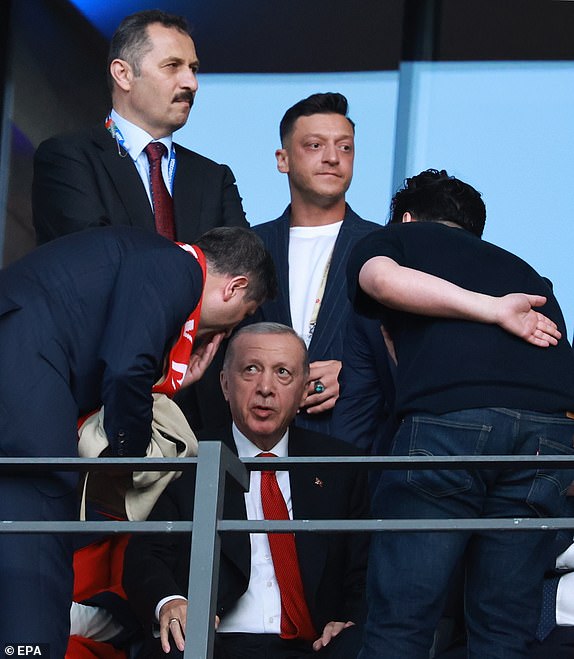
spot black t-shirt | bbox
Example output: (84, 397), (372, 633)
(347, 222), (574, 416)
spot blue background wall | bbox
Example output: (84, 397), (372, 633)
(176, 65), (574, 339)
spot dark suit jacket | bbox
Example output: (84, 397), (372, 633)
(332, 312), (397, 456)
(0, 226), (203, 470)
(253, 205), (380, 435)
(123, 426), (370, 645)
(32, 123), (248, 245)
(32, 122), (249, 431)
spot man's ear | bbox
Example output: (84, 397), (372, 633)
(109, 59), (133, 92)
(276, 148), (289, 174)
(402, 211), (416, 224)
(222, 276), (249, 301)
(220, 370), (229, 401)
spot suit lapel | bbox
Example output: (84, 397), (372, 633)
(262, 210), (292, 326)
(288, 427), (329, 601)
(92, 124), (156, 232)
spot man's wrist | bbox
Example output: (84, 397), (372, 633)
(155, 594), (188, 622)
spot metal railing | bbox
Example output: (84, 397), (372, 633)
(2, 442), (574, 658)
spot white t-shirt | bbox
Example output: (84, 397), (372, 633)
(288, 222), (342, 346)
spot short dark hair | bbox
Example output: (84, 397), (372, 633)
(223, 322), (309, 375)
(107, 10), (191, 91)
(195, 227), (277, 305)
(279, 92), (355, 145)
(389, 169), (486, 238)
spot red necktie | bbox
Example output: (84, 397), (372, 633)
(144, 142), (176, 241)
(259, 452), (317, 641)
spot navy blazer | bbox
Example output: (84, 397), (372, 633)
(123, 426), (370, 644)
(32, 123), (248, 245)
(332, 312), (397, 455)
(0, 227), (203, 467)
(253, 205), (380, 435)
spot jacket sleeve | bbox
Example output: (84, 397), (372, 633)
(220, 164), (249, 228)
(99, 248), (203, 457)
(123, 475), (193, 627)
(333, 313), (397, 455)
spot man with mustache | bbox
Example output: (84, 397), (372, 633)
(123, 323), (370, 658)
(32, 9), (249, 431)
(33, 9), (247, 245)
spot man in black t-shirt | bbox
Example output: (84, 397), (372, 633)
(347, 169), (574, 659)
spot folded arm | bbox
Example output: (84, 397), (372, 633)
(359, 256), (561, 348)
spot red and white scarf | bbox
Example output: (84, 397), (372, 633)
(152, 243), (207, 396)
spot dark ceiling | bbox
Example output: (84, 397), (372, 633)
(67, 0), (574, 74)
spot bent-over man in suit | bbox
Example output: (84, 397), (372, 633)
(0, 226), (275, 656)
(253, 92), (380, 436)
(123, 322), (370, 658)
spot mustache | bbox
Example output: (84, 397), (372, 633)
(173, 91), (195, 108)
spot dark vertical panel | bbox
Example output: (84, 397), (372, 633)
(0, 0), (13, 264)
(393, 0), (443, 191)
(401, 0), (442, 61)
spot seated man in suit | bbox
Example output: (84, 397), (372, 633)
(123, 322), (370, 658)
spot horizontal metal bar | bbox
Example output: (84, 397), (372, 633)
(1, 455), (574, 471)
(241, 455), (574, 470)
(2, 517), (574, 534)
(217, 518), (574, 532)
(0, 457), (199, 472)
(0, 520), (193, 533)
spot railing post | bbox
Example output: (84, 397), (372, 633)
(185, 441), (249, 659)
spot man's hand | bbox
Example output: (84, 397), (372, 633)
(159, 598), (188, 654)
(301, 360), (341, 414)
(180, 332), (225, 388)
(158, 600), (220, 653)
(493, 294), (561, 347)
(312, 620), (355, 651)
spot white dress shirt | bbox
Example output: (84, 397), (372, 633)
(156, 425), (292, 636)
(110, 109), (174, 206)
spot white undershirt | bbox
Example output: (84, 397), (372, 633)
(69, 601), (124, 642)
(110, 109), (173, 207)
(288, 222), (342, 346)
(156, 425), (291, 635)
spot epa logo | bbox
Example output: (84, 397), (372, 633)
(4, 647), (47, 656)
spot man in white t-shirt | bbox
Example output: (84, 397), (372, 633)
(253, 93), (380, 436)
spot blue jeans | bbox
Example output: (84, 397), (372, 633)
(359, 408), (574, 659)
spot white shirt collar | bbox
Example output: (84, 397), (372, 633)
(110, 108), (173, 161)
(231, 423), (289, 458)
